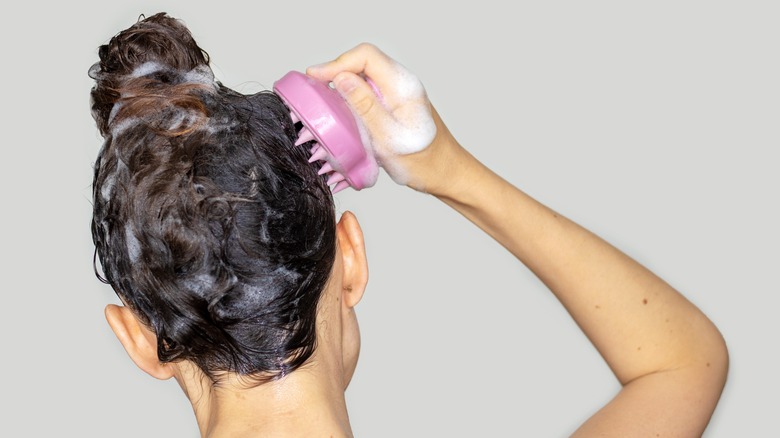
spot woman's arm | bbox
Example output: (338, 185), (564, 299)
(434, 136), (728, 436)
(308, 44), (728, 436)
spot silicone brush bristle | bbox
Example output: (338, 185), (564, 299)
(293, 119), (352, 193)
(273, 71), (379, 193)
(294, 127), (316, 146)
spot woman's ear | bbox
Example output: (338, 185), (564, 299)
(336, 211), (368, 308)
(105, 304), (175, 380)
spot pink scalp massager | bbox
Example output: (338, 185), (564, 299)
(273, 71), (379, 193)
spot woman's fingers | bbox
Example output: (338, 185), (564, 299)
(331, 71), (389, 132)
(307, 43), (407, 107)
(305, 43), (442, 190)
(307, 43), (395, 81)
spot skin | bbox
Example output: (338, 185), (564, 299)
(106, 43), (728, 437)
(308, 44), (728, 436)
(106, 212), (368, 437)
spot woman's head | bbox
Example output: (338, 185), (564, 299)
(89, 13), (352, 382)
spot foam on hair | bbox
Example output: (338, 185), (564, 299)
(89, 13), (336, 381)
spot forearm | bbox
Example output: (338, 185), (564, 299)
(307, 44), (727, 433)
(432, 139), (727, 385)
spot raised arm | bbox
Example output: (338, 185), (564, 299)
(308, 44), (728, 436)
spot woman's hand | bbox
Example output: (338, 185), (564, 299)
(306, 43), (471, 195)
(312, 43), (728, 436)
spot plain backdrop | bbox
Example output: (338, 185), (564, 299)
(1, 0), (777, 436)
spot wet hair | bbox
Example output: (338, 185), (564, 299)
(89, 12), (336, 381)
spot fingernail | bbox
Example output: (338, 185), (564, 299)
(334, 75), (357, 94)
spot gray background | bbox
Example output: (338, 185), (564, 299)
(1, 0), (777, 436)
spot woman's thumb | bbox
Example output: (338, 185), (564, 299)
(333, 72), (386, 126)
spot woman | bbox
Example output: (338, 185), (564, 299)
(90, 13), (727, 437)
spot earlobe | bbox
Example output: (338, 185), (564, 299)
(105, 304), (175, 380)
(336, 211), (368, 308)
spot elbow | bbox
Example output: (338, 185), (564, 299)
(688, 305), (729, 385)
(707, 326), (729, 389)
(697, 325), (729, 422)
(686, 315), (729, 399)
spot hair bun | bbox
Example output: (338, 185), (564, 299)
(89, 12), (213, 136)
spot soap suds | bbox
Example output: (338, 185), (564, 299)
(182, 65), (217, 85)
(125, 224), (141, 263)
(389, 62), (427, 101)
(381, 62), (437, 155)
(130, 62), (216, 86)
(106, 63), (218, 138)
(100, 157), (127, 201)
(345, 61), (436, 185)
(130, 61), (166, 78)
(181, 273), (219, 298)
(384, 102), (436, 155)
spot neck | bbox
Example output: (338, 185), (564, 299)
(175, 360), (353, 438)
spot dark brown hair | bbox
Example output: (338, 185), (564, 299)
(90, 13), (336, 381)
